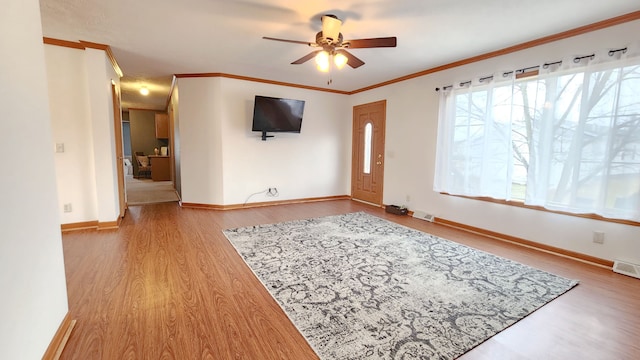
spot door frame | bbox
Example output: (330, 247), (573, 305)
(111, 82), (126, 218)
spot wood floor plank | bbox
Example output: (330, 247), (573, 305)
(59, 200), (640, 359)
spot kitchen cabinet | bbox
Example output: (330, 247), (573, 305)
(148, 155), (170, 181)
(155, 113), (169, 139)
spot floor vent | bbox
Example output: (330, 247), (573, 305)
(613, 260), (640, 279)
(412, 210), (434, 222)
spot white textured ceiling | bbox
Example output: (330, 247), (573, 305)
(39, 0), (639, 111)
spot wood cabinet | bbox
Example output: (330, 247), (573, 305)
(155, 113), (169, 139)
(148, 156), (170, 181)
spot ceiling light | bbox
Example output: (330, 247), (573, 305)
(139, 86), (149, 96)
(334, 53), (348, 69)
(315, 51), (330, 72)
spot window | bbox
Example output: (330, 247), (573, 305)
(435, 57), (640, 222)
(363, 122), (372, 174)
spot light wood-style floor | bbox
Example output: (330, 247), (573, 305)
(60, 200), (640, 359)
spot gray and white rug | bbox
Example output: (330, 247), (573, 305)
(223, 212), (578, 359)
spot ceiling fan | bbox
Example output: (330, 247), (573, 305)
(263, 14), (397, 71)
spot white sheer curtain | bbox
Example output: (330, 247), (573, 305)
(527, 49), (640, 220)
(434, 72), (518, 200)
(435, 43), (640, 221)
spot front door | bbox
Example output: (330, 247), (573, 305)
(351, 100), (386, 206)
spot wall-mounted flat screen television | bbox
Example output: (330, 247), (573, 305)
(252, 95), (305, 140)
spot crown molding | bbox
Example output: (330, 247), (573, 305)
(174, 72), (350, 95)
(42, 37), (123, 78)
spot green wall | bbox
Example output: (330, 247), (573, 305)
(129, 109), (167, 176)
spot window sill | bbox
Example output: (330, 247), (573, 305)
(440, 192), (640, 227)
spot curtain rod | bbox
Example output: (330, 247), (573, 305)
(609, 47), (627, 56)
(435, 47), (629, 91)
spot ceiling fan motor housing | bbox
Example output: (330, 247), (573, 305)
(316, 31), (343, 47)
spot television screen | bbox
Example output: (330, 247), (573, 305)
(252, 95), (305, 133)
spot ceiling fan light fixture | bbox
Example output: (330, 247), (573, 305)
(263, 14), (397, 72)
(315, 51), (330, 72)
(139, 86), (149, 96)
(334, 52), (348, 69)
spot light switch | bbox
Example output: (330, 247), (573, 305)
(55, 143), (65, 153)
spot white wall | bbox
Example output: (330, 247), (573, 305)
(350, 20), (640, 264)
(45, 44), (122, 225)
(176, 77), (224, 204)
(0, 0), (69, 358)
(85, 48), (121, 223)
(46, 45), (98, 223)
(176, 77), (351, 205)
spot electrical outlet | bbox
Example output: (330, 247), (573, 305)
(63, 203), (72, 213)
(593, 231), (605, 244)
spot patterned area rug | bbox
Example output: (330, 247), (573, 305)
(223, 212), (578, 359)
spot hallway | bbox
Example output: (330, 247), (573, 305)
(125, 176), (179, 205)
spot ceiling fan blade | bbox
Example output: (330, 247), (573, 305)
(291, 50), (321, 65)
(336, 49), (365, 69)
(263, 37), (313, 46)
(344, 37), (397, 49)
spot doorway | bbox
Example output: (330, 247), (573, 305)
(351, 100), (386, 206)
(124, 109), (178, 205)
